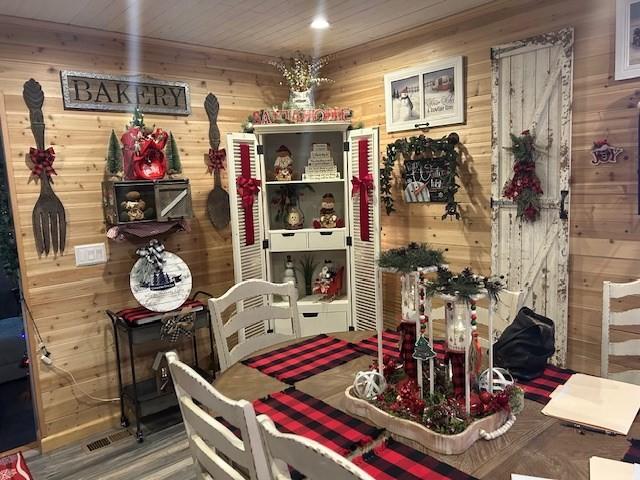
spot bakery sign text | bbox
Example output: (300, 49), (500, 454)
(60, 71), (191, 115)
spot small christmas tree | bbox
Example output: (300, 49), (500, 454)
(413, 334), (436, 361)
(165, 131), (182, 175)
(106, 129), (123, 177)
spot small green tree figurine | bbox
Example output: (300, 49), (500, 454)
(106, 129), (123, 178)
(413, 334), (436, 361)
(165, 131), (182, 175)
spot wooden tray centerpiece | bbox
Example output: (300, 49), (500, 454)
(351, 246), (523, 454)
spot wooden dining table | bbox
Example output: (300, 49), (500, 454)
(212, 331), (639, 480)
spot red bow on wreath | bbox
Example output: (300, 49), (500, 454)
(207, 148), (226, 174)
(29, 147), (56, 178)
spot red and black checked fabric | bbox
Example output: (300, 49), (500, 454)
(116, 299), (204, 324)
(353, 438), (478, 480)
(242, 334), (363, 384)
(622, 439), (640, 464)
(351, 330), (447, 362)
(517, 365), (575, 404)
(254, 388), (382, 456)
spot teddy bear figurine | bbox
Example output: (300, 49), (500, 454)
(120, 190), (151, 222)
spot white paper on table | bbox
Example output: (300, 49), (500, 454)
(541, 374), (640, 435)
(589, 457), (640, 479)
(511, 475), (555, 480)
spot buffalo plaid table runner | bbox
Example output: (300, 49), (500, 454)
(353, 438), (477, 480)
(254, 388), (382, 457)
(351, 330), (447, 361)
(116, 299), (204, 325)
(517, 365), (575, 404)
(242, 334), (363, 384)
(622, 439), (640, 464)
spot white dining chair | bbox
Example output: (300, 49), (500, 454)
(256, 414), (375, 480)
(209, 279), (301, 372)
(602, 279), (640, 385)
(165, 351), (271, 480)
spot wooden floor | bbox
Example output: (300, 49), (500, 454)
(27, 333), (640, 480)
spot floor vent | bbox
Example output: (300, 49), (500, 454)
(108, 430), (132, 443)
(83, 430), (131, 454)
(84, 437), (111, 453)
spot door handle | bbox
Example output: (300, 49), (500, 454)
(559, 190), (569, 219)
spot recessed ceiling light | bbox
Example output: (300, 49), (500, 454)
(310, 17), (330, 29)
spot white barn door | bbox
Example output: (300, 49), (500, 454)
(490, 28), (573, 365)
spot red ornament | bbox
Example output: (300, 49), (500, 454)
(479, 390), (493, 405)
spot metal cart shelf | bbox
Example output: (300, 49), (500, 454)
(107, 292), (216, 442)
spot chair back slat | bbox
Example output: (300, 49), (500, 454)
(257, 415), (375, 480)
(210, 280), (301, 372)
(166, 352), (271, 480)
(224, 305), (296, 338)
(608, 338), (640, 356)
(602, 280), (640, 385)
(610, 308), (640, 326)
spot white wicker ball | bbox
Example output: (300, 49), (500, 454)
(353, 371), (387, 400)
(478, 367), (515, 392)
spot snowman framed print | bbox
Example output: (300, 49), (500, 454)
(384, 56), (464, 133)
(616, 0), (640, 80)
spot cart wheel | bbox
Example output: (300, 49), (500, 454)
(120, 416), (129, 428)
(136, 431), (144, 443)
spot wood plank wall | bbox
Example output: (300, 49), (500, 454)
(322, 0), (640, 375)
(0, 16), (286, 450)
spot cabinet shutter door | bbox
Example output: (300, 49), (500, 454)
(227, 132), (267, 339)
(348, 128), (381, 331)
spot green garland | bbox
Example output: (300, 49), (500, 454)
(378, 242), (445, 273)
(379, 133), (460, 219)
(423, 267), (504, 302)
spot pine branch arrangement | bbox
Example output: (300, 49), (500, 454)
(422, 266), (504, 302)
(106, 129), (123, 176)
(165, 131), (181, 174)
(269, 52), (333, 92)
(502, 130), (543, 222)
(378, 242), (445, 273)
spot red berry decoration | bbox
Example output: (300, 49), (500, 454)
(479, 390), (493, 405)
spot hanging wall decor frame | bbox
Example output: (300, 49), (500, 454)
(380, 133), (460, 219)
(615, 0), (640, 80)
(384, 56), (464, 133)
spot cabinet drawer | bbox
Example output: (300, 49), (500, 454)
(308, 230), (345, 250)
(300, 311), (348, 337)
(270, 232), (308, 252)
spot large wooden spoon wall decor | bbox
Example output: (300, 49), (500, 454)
(22, 79), (67, 256)
(204, 93), (230, 229)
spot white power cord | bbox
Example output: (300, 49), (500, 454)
(40, 352), (120, 403)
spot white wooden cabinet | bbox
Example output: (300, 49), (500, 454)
(227, 123), (381, 337)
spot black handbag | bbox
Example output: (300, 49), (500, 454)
(493, 307), (556, 381)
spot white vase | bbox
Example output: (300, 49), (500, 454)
(289, 88), (315, 109)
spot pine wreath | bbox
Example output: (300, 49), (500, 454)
(502, 130), (543, 222)
(379, 133), (460, 220)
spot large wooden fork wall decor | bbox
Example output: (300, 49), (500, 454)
(23, 79), (67, 256)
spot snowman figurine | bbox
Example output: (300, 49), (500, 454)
(274, 145), (294, 181)
(281, 255), (298, 295)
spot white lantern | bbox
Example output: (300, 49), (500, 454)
(401, 272), (420, 322)
(353, 371), (387, 400)
(444, 296), (471, 353)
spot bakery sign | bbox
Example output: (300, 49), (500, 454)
(60, 71), (191, 115)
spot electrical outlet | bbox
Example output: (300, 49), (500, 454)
(74, 243), (107, 266)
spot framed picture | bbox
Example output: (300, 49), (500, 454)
(616, 0), (640, 80)
(384, 56), (464, 133)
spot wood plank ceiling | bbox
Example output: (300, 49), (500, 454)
(0, 0), (493, 56)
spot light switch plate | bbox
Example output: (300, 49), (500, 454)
(74, 243), (107, 266)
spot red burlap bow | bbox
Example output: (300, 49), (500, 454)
(351, 138), (374, 241)
(207, 148), (226, 174)
(237, 143), (261, 245)
(29, 147), (56, 177)
(133, 128), (168, 164)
